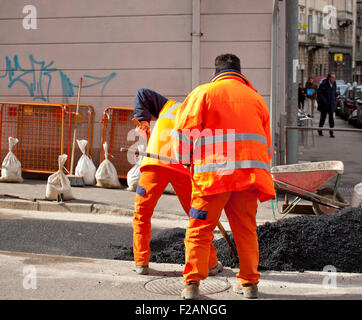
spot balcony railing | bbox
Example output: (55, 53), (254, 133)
(338, 10), (353, 24)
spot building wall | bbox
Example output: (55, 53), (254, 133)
(355, 1), (362, 83)
(0, 0), (273, 164)
(328, 13), (354, 83)
(199, 0), (272, 106)
(298, 0), (330, 84)
(298, 0), (355, 84)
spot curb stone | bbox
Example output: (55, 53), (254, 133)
(0, 198), (274, 227)
(0, 198), (189, 221)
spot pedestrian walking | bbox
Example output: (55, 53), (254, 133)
(298, 83), (306, 110)
(317, 73), (337, 138)
(172, 54), (275, 300)
(305, 77), (318, 117)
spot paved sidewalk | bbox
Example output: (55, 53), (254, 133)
(298, 113), (362, 201)
(1, 249), (361, 300)
(0, 178), (280, 225)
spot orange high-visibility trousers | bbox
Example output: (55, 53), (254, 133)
(133, 166), (218, 268)
(183, 189), (260, 285)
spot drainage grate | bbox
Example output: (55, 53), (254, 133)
(144, 277), (231, 296)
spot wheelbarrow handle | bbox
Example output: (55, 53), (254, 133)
(217, 221), (238, 260)
(274, 179), (348, 208)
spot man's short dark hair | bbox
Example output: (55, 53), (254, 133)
(215, 54), (241, 74)
(327, 72), (335, 79)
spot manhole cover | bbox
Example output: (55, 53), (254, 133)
(144, 277), (230, 296)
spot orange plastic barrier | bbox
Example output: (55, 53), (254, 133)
(0, 102), (94, 174)
(100, 106), (135, 179)
(63, 104), (95, 167)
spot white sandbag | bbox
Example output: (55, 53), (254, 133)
(0, 137), (23, 182)
(95, 142), (121, 188)
(75, 139), (96, 185)
(46, 154), (73, 200)
(126, 143), (176, 194)
(351, 183), (362, 208)
(126, 143), (146, 191)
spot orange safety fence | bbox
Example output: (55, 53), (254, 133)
(63, 104), (95, 169)
(0, 102), (94, 174)
(100, 106), (136, 179)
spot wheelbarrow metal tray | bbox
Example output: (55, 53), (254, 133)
(271, 161), (344, 192)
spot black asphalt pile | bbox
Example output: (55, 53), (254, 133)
(112, 207), (362, 273)
(112, 228), (186, 264)
(256, 207), (362, 273)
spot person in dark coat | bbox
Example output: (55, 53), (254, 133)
(317, 72), (337, 137)
(298, 83), (306, 110)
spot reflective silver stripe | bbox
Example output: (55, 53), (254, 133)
(174, 152), (190, 163)
(158, 102), (182, 120)
(171, 129), (192, 145)
(268, 146), (273, 154)
(194, 133), (267, 148)
(193, 160), (270, 173)
(174, 152), (182, 162)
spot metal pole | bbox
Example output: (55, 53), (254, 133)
(270, 0), (278, 166)
(191, 0), (201, 89)
(286, 0), (299, 164)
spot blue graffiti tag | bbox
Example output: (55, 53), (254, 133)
(0, 54), (116, 103)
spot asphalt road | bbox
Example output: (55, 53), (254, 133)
(0, 211), (163, 260)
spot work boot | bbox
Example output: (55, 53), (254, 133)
(233, 282), (258, 299)
(135, 265), (149, 275)
(181, 281), (199, 300)
(208, 261), (223, 276)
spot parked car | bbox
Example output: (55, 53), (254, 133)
(335, 79), (346, 86)
(341, 84), (356, 120)
(336, 83), (349, 116)
(342, 85), (362, 125)
(355, 88), (362, 128)
(312, 77), (326, 87)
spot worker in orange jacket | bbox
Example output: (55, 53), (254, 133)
(172, 54), (275, 300)
(132, 88), (222, 276)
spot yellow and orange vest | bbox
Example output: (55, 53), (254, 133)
(140, 99), (189, 175)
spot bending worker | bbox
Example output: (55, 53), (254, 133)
(132, 88), (223, 276)
(172, 54), (275, 299)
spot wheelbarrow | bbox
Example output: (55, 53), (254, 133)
(271, 161), (349, 216)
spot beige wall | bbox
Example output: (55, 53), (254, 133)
(0, 0), (273, 161)
(200, 0), (272, 105)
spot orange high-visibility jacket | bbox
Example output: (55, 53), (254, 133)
(172, 70), (275, 202)
(140, 99), (189, 175)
